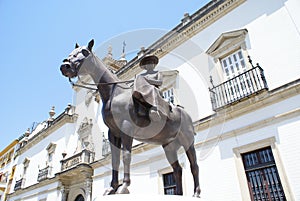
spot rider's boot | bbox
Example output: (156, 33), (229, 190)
(149, 107), (161, 122)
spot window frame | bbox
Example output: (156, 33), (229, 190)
(162, 88), (175, 105)
(206, 29), (251, 84)
(46, 142), (56, 167)
(233, 137), (293, 200)
(220, 49), (247, 80)
(162, 172), (177, 195)
(242, 146), (286, 200)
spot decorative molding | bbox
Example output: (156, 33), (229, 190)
(206, 29), (248, 59)
(233, 137), (294, 201)
(194, 78), (300, 133)
(117, 0), (246, 80)
(8, 178), (60, 198)
(85, 90), (94, 107)
(76, 117), (95, 153)
(77, 117), (93, 139)
(46, 142), (56, 153)
(16, 106), (77, 155)
(23, 158), (30, 166)
(0, 140), (18, 156)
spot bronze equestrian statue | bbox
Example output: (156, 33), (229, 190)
(60, 39), (201, 197)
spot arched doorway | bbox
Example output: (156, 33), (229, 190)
(74, 194), (84, 201)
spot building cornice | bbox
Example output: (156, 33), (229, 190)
(91, 143), (158, 169)
(116, 0), (246, 80)
(7, 177), (59, 198)
(16, 113), (78, 155)
(0, 140), (18, 156)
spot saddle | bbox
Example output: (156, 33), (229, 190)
(132, 97), (172, 121)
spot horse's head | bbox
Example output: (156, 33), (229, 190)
(60, 39), (94, 78)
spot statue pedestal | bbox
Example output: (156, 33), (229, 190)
(95, 194), (206, 201)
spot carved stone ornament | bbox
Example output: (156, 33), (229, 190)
(78, 117), (92, 137)
(85, 90), (94, 107)
(75, 117), (95, 153)
(46, 142), (57, 153)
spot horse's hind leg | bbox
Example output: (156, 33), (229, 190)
(163, 144), (183, 195)
(186, 145), (201, 197)
(103, 131), (121, 195)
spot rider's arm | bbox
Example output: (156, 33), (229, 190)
(145, 73), (163, 87)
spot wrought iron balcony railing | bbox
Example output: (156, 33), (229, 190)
(209, 65), (268, 111)
(14, 178), (24, 191)
(61, 149), (94, 171)
(37, 166), (50, 182)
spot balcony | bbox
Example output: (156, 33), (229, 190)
(209, 65), (268, 111)
(61, 149), (94, 172)
(14, 178), (24, 191)
(37, 166), (51, 182)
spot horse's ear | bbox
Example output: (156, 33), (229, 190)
(87, 39), (94, 51)
(75, 43), (79, 49)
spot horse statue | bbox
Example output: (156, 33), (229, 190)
(60, 39), (201, 197)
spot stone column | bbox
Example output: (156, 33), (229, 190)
(84, 178), (93, 201)
(60, 186), (69, 201)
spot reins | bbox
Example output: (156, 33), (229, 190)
(68, 77), (134, 91)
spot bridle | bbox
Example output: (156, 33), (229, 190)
(66, 50), (134, 91)
(68, 75), (134, 110)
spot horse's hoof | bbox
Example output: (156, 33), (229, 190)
(103, 187), (115, 196)
(116, 183), (130, 194)
(193, 193), (201, 198)
(193, 187), (201, 198)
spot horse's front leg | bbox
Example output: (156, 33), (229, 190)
(103, 130), (121, 195)
(186, 145), (201, 197)
(117, 122), (133, 194)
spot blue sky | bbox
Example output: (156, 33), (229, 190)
(0, 0), (210, 151)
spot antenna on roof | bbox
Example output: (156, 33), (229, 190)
(122, 41), (126, 54)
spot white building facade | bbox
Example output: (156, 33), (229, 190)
(6, 0), (300, 200)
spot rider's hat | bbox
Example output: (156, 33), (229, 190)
(139, 55), (159, 67)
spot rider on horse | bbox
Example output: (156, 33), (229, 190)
(132, 55), (171, 121)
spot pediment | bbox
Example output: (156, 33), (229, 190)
(23, 157), (30, 165)
(206, 29), (248, 56)
(46, 142), (57, 153)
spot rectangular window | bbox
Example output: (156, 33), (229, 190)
(163, 172), (176, 195)
(242, 147), (286, 201)
(23, 166), (28, 178)
(221, 50), (246, 80)
(163, 88), (175, 105)
(48, 152), (53, 163)
(220, 50), (255, 102)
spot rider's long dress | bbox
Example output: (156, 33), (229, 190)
(132, 72), (170, 117)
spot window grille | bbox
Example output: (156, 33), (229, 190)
(163, 88), (175, 105)
(163, 172), (176, 195)
(242, 147), (286, 201)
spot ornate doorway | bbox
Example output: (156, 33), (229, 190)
(74, 194), (84, 201)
